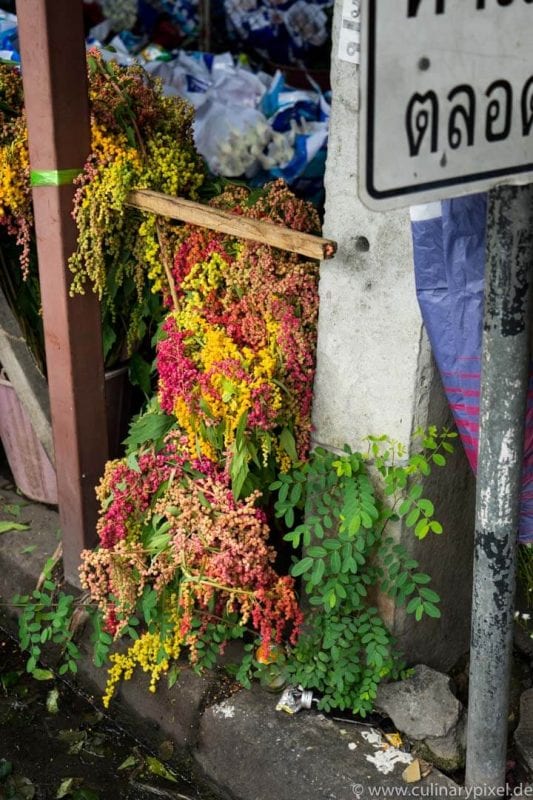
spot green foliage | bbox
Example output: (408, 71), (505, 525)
(270, 426), (456, 716)
(12, 557), (80, 678)
(11, 425), (456, 718)
(123, 399), (175, 453)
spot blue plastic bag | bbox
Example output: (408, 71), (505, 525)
(411, 195), (533, 543)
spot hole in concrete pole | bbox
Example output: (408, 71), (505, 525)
(418, 56), (431, 71)
(356, 236), (370, 252)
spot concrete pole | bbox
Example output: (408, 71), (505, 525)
(17, 0), (109, 585)
(312, 0), (475, 670)
(465, 184), (533, 792)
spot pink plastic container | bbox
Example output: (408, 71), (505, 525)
(0, 374), (58, 504)
(0, 365), (131, 505)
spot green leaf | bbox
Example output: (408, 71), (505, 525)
(406, 596), (422, 614)
(129, 353), (152, 395)
(323, 539), (341, 551)
(419, 587), (440, 603)
(290, 483), (302, 505)
(291, 557), (313, 577)
(412, 573), (431, 584)
(409, 484), (423, 501)
(126, 453), (141, 474)
(46, 687), (60, 714)
(398, 499), (412, 516)
(308, 546), (327, 558)
(432, 453), (446, 466)
(32, 668), (54, 681)
(102, 322), (117, 360)
(3, 502), (22, 516)
(118, 755), (137, 771)
(72, 789), (100, 800)
(124, 411), (174, 451)
(423, 601), (441, 618)
(330, 550), (341, 574)
(311, 558), (325, 585)
(145, 757), (178, 783)
(418, 498), (434, 516)
(406, 508), (420, 527)
(414, 519), (430, 539)
(279, 427), (298, 462)
(0, 520), (30, 534)
(57, 777), (77, 798)
(167, 664), (180, 689)
(429, 520), (443, 534)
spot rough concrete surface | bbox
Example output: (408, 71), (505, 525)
(196, 688), (458, 800)
(376, 664), (466, 771)
(0, 479), (462, 799)
(414, 716), (466, 774)
(310, 0), (475, 673)
(376, 665), (462, 740)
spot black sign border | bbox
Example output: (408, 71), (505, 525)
(365, 0), (533, 201)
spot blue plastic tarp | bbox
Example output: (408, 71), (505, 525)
(411, 194), (533, 543)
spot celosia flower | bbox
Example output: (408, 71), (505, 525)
(156, 179), (320, 472)
(81, 441), (303, 705)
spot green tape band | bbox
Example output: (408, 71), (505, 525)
(30, 169), (81, 187)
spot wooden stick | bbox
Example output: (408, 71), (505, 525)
(126, 189), (337, 261)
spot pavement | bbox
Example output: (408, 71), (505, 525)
(0, 477), (460, 800)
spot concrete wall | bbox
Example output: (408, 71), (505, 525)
(311, 0), (476, 671)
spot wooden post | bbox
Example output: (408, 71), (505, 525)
(17, 0), (109, 586)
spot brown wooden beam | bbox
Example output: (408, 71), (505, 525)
(127, 189), (337, 261)
(17, 0), (108, 585)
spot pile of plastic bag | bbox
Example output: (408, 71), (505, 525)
(88, 20), (330, 202)
(224, 0), (333, 67)
(0, 9), (18, 63)
(0, 5), (330, 204)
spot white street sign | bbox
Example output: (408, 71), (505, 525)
(359, 0), (533, 210)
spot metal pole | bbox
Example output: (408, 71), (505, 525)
(17, 0), (109, 586)
(465, 183), (533, 792)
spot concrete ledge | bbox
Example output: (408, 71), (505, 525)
(0, 481), (460, 800)
(196, 688), (458, 800)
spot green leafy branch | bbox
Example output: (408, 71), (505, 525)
(268, 428), (456, 715)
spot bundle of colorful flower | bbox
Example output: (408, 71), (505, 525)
(80, 436), (303, 705)
(0, 52), (206, 367)
(70, 50), (206, 362)
(157, 180), (320, 492)
(80, 179), (320, 704)
(2, 52), (321, 703)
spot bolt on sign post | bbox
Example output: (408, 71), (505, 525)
(359, 0), (533, 792)
(17, 0), (109, 586)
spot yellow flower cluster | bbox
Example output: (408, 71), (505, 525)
(103, 593), (183, 707)
(0, 132), (29, 218)
(91, 121), (129, 161)
(142, 131), (204, 200)
(168, 249), (284, 454)
(68, 54), (207, 362)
